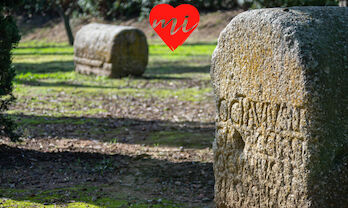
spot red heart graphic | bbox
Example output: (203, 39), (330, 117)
(149, 4), (199, 51)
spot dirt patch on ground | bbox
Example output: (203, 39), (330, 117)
(0, 138), (214, 207)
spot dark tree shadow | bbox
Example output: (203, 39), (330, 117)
(16, 45), (72, 49)
(14, 60), (210, 75)
(182, 42), (217, 46)
(14, 80), (121, 88)
(11, 114), (214, 149)
(146, 64), (210, 75)
(14, 60), (210, 86)
(14, 52), (74, 56)
(14, 74), (189, 88)
(0, 144), (214, 207)
(15, 61), (74, 74)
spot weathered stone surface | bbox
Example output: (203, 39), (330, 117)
(211, 7), (347, 208)
(74, 23), (148, 78)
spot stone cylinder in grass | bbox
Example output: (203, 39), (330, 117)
(211, 7), (347, 208)
(74, 23), (148, 78)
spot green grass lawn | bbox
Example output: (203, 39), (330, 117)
(10, 41), (216, 120)
(10, 41), (216, 149)
(12, 41), (215, 95)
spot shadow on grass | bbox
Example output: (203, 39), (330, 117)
(14, 76), (187, 89)
(0, 143), (214, 207)
(182, 42), (217, 46)
(14, 61), (210, 75)
(15, 61), (74, 74)
(11, 114), (214, 149)
(17, 45), (72, 49)
(147, 64), (210, 75)
(14, 80), (123, 88)
(14, 52), (74, 56)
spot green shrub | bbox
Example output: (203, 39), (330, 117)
(0, 5), (21, 141)
(76, 0), (339, 20)
(76, 0), (237, 20)
(18, 0), (340, 21)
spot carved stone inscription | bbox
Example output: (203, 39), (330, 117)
(214, 95), (308, 207)
(218, 95), (306, 137)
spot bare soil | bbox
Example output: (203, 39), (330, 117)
(1, 136), (214, 207)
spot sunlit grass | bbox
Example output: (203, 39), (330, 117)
(13, 41), (215, 57)
(10, 41), (213, 117)
(0, 186), (182, 208)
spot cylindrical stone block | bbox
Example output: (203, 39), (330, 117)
(74, 23), (148, 78)
(211, 7), (347, 208)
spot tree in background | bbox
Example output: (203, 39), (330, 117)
(19, 0), (78, 45)
(52, 0), (78, 45)
(0, 1), (21, 141)
(15, 0), (341, 45)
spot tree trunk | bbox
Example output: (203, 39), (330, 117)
(59, 8), (74, 45)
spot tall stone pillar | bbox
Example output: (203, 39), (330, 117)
(211, 7), (347, 208)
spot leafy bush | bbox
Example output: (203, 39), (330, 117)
(77, 0), (339, 20)
(18, 0), (340, 21)
(76, 0), (237, 20)
(0, 3), (21, 141)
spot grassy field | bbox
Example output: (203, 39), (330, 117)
(1, 41), (217, 207)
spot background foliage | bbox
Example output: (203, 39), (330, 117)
(18, 0), (339, 20)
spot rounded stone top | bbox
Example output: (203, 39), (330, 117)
(211, 6), (347, 106)
(74, 23), (147, 63)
